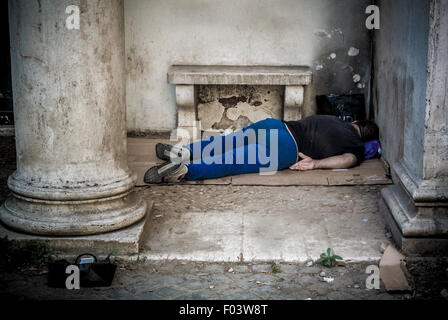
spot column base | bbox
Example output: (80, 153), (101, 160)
(379, 185), (448, 255)
(0, 191), (148, 236)
(0, 201), (153, 255)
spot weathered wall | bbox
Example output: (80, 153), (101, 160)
(372, 0), (430, 180)
(197, 85), (284, 131)
(124, 0), (372, 133)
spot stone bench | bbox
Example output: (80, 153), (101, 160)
(168, 65), (312, 138)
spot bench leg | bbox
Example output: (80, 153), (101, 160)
(175, 85), (200, 141)
(284, 85), (304, 121)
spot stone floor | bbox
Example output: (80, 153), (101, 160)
(2, 257), (448, 300)
(1, 260), (402, 300)
(137, 184), (388, 263)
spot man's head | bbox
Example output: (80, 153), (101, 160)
(352, 120), (379, 142)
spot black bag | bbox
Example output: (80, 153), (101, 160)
(316, 94), (366, 122)
(48, 253), (117, 288)
(48, 259), (70, 288)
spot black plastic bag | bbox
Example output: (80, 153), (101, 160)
(316, 94), (366, 122)
(47, 259), (70, 288)
(48, 253), (116, 288)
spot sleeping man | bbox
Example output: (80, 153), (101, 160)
(144, 115), (379, 184)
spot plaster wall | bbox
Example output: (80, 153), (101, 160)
(124, 0), (372, 133)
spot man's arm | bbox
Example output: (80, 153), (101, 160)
(290, 152), (358, 171)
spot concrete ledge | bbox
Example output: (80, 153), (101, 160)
(394, 160), (448, 203)
(381, 185), (448, 237)
(168, 65), (312, 85)
(168, 65), (313, 135)
(0, 200), (153, 256)
(379, 187), (448, 255)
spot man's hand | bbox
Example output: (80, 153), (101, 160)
(290, 153), (316, 171)
(289, 152), (358, 171)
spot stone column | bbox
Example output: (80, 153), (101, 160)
(0, 0), (147, 236)
(380, 0), (448, 254)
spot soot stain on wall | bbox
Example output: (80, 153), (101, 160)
(197, 85), (284, 131)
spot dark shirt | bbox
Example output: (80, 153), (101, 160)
(284, 115), (365, 164)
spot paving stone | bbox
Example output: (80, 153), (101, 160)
(270, 292), (297, 300)
(278, 264), (299, 274)
(181, 274), (203, 281)
(217, 287), (246, 298)
(299, 267), (321, 274)
(151, 275), (187, 287)
(222, 291), (261, 300)
(333, 267), (347, 273)
(212, 282), (239, 294)
(330, 278), (352, 291)
(190, 290), (222, 300)
(181, 280), (208, 291)
(225, 272), (252, 280)
(351, 274), (368, 285)
(289, 290), (313, 300)
(130, 281), (159, 293)
(224, 274), (254, 290)
(134, 292), (161, 300)
(374, 292), (395, 300)
(296, 276), (321, 286)
(250, 285), (280, 299)
(199, 274), (229, 282)
(345, 287), (369, 297)
(308, 283), (332, 296)
(246, 273), (279, 284)
(231, 265), (250, 273)
(327, 291), (355, 300)
(201, 264), (224, 274)
(154, 286), (187, 299)
(175, 292), (195, 300)
(252, 264), (272, 273)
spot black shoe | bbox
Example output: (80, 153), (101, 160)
(156, 143), (190, 162)
(144, 161), (188, 184)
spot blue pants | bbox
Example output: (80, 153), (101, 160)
(184, 118), (299, 181)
